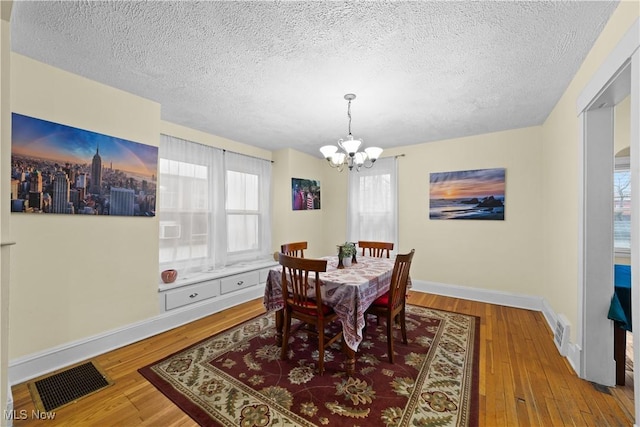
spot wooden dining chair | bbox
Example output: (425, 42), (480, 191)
(280, 241), (307, 258)
(358, 241), (394, 258)
(279, 253), (343, 374)
(364, 249), (415, 363)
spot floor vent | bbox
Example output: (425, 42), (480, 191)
(554, 314), (570, 356)
(28, 361), (113, 412)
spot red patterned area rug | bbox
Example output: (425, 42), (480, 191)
(139, 305), (479, 426)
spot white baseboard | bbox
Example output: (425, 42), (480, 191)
(412, 279), (545, 311)
(8, 285), (265, 386)
(412, 279), (581, 375)
(9, 280), (582, 385)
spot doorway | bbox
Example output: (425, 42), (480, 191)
(578, 20), (639, 422)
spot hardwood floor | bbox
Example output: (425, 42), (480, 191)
(611, 331), (635, 421)
(10, 292), (634, 426)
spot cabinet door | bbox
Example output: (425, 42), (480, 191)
(165, 280), (219, 310)
(220, 271), (259, 295)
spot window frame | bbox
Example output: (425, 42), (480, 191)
(158, 135), (272, 276)
(614, 155), (631, 258)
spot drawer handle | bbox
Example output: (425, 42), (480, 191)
(237, 280), (244, 286)
(189, 293), (199, 298)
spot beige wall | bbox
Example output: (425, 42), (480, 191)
(540, 2), (639, 339)
(7, 55), (278, 360)
(615, 96), (631, 157)
(8, 54), (162, 358)
(276, 124), (544, 294)
(160, 121), (272, 161)
(389, 127), (544, 293)
(271, 149), (349, 259)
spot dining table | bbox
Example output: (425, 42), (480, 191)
(263, 254), (397, 376)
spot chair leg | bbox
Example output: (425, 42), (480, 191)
(317, 323), (325, 375)
(280, 311), (291, 361)
(400, 309), (408, 345)
(387, 314), (395, 364)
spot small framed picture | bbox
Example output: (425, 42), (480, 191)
(292, 178), (321, 211)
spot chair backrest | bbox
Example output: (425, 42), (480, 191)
(358, 241), (394, 258)
(279, 253), (328, 316)
(280, 241), (308, 258)
(387, 249), (415, 312)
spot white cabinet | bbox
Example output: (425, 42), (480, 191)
(220, 271), (260, 295)
(164, 279), (220, 310)
(158, 261), (277, 314)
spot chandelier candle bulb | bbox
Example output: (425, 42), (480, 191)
(320, 93), (383, 172)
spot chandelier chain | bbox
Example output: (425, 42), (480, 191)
(347, 99), (352, 136)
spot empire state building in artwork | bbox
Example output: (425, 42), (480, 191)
(89, 144), (102, 194)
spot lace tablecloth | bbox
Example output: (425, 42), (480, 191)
(263, 255), (396, 351)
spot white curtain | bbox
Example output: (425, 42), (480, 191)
(224, 151), (272, 264)
(158, 134), (225, 275)
(346, 156), (398, 250)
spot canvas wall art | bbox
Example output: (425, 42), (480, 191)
(430, 168), (505, 220)
(292, 178), (320, 210)
(10, 113), (158, 216)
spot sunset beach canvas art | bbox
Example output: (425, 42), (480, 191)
(429, 168), (505, 220)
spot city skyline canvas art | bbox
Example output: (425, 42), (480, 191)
(10, 113), (158, 216)
(429, 168), (505, 220)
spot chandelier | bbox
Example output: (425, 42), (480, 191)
(320, 94), (383, 172)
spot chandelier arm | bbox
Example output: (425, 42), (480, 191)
(363, 156), (374, 168)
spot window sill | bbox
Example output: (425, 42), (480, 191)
(614, 250), (631, 260)
(158, 258), (278, 291)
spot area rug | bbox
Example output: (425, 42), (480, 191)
(139, 305), (479, 426)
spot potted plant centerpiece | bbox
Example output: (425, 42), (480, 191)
(337, 242), (357, 268)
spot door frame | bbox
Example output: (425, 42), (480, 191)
(577, 18), (639, 421)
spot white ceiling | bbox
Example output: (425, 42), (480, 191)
(10, 1), (619, 158)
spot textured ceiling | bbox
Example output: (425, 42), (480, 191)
(10, 1), (619, 157)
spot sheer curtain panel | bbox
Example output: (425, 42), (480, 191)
(346, 156), (398, 249)
(158, 135), (225, 275)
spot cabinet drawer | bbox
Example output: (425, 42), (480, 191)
(165, 280), (219, 310)
(220, 271), (259, 294)
(259, 268), (272, 283)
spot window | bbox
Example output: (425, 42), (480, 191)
(225, 151), (272, 263)
(158, 135), (271, 275)
(614, 156), (630, 255)
(346, 156), (398, 248)
(226, 170), (259, 253)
